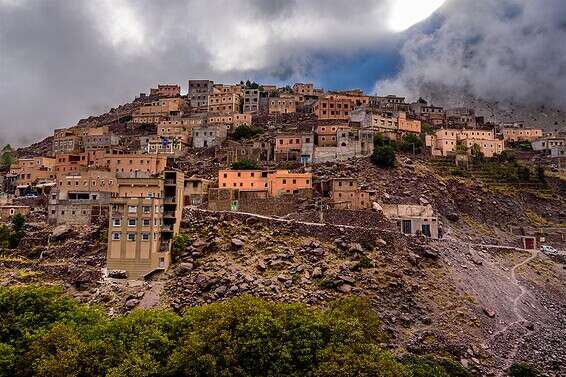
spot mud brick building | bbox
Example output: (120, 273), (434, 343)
(329, 178), (371, 210)
(150, 84), (181, 98)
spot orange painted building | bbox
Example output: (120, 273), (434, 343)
(218, 169), (312, 197)
(275, 134), (303, 153)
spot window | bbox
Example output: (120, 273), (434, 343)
(128, 205), (137, 213)
(112, 233), (121, 240)
(128, 219), (136, 227)
(127, 233), (136, 241)
(113, 219), (121, 227)
(143, 206), (151, 214)
(143, 219), (151, 226)
(141, 233), (150, 241)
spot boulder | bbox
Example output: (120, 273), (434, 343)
(231, 238), (244, 248)
(108, 270), (128, 279)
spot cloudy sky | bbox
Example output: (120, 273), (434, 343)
(1, 0), (565, 146)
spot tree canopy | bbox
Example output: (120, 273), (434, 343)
(0, 286), (471, 377)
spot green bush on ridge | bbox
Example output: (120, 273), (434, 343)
(0, 285), (470, 377)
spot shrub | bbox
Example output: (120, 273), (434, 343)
(398, 133), (422, 154)
(371, 145), (395, 168)
(536, 165), (546, 182)
(232, 125), (263, 140)
(450, 168), (470, 178)
(171, 233), (191, 261)
(517, 166), (531, 182)
(510, 362), (540, 377)
(230, 160), (261, 170)
(373, 132), (385, 147)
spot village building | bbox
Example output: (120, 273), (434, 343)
(275, 133), (313, 161)
(426, 128), (504, 158)
(188, 79), (214, 111)
(446, 108), (478, 128)
(192, 124), (228, 148)
(12, 157), (56, 186)
(329, 178), (371, 209)
(369, 95), (410, 112)
(217, 169), (312, 197)
(293, 83), (315, 96)
(208, 92), (241, 113)
(215, 140), (265, 165)
(107, 170), (184, 279)
(269, 95), (297, 114)
(93, 152), (168, 176)
(184, 176), (212, 206)
(149, 84), (181, 98)
(208, 113), (252, 132)
(243, 88), (260, 113)
(531, 137), (566, 152)
(381, 204), (439, 238)
(131, 98), (183, 124)
(53, 153), (90, 173)
(140, 135), (186, 156)
(48, 170), (118, 225)
(311, 127), (374, 163)
(410, 101), (445, 126)
(53, 129), (82, 154)
(313, 96), (354, 120)
(502, 127), (543, 143)
(0, 205), (30, 221)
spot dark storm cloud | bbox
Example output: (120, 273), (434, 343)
(377, 0), (566, 110)
(0, 0), (396, 146)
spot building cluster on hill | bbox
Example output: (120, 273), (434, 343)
(1, 79), (563, 279)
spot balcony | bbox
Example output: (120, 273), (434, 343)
(163, 211), (176, 219)
(164, 179), (176, 185)
(161, 225), (173, 232)
(164, 196), (176, 204)
(159, 240), (171, 252)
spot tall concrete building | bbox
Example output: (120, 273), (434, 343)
(106, 170), (184, 279)
(188, 80), (214, 111)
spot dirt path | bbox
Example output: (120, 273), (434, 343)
(490, 249), (538, 376)
(138, 281), (164, 309)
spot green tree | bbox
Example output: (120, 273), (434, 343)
(470, 143), (484, 162)
(0, 145), (14, 170)
(373, 132), (385, 147)
(230, 160), (261, 170)
(371, 145), (395, 168)
(233, 125), (263, 140)
(517, 166), (531, 182)
(399, 133), (422, 154)
(9, 213), (25, 248)
(454, 141), (468, 155)
(0, 286), (471, 377)
(536, 165), (546, 182)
